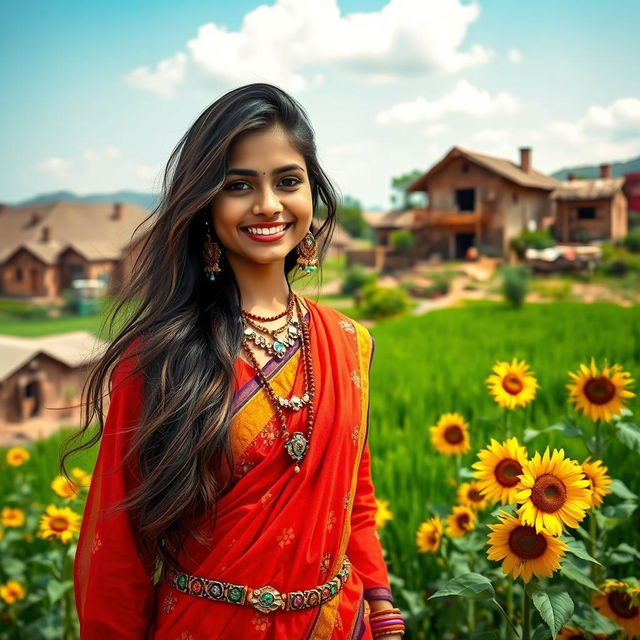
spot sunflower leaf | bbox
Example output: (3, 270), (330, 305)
(609, 478), (639, 501)
(529, 588), (574, 637)
(427, 573), (495, 600)
(616, 421), (640, 453)
(559, 535), (602, 566)
(572, 601), (622, 634)
(560, 559), (599, 591)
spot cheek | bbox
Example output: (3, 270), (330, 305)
(211, 200), (243, 237)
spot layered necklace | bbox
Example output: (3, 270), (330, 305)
(240, 293), (315, 473)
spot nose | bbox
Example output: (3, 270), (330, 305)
(252, 186), (282, 217)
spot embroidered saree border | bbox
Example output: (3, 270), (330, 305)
(308, 319), (373, 640)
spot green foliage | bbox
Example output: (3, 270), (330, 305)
(509, 230), (555, 258)
(340, 264), (378, 296)
(360, 284), (411, 319)
(623, 226), (640, 253)
(599, 244), (640, 276)
(389, 229), (416, 251)
(501, 264), (531, 307)
(391, 169), (427, 210)
(0, 300), (53, 320)
(317, 195), (368, 238)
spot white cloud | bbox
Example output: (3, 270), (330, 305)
(471, 128), (511, 143)
(127, 0), (491, 95)
(83, 146), (121, 162)
(423, 123), (449, 137)
(375, 79), (519, 125)
(507, 48), (522, 64)
(124, 52), (188, 97)
(38, 157), (70, 175)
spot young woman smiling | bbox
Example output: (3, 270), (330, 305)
(67, 83), (405, 639)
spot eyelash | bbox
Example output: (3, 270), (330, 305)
(225, 177), (302, 191)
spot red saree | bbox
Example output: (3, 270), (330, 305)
(74, 298), (393, 639)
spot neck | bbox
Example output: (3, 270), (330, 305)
(226, 255), (292, 314)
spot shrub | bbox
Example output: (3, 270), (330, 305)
(623, 227), (640, 253)
(341, 265), (378, 296)
(509, 230), (555, 259)
(361, 284), (411, 319)
(389, 229), (416, 252)
(501, 265), (531, 307)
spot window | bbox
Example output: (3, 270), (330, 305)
(455, 188), (475, 212)
(512, 193), (519, 204)
(462, 162), (470, 173)
(15, 267), (23, 281)
(577, 207), (596, 220)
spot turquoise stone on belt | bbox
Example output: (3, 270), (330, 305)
(273, 341), (285, 354)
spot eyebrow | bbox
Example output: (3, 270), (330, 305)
(226, 163), (305, 177)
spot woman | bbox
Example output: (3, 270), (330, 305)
(67, 83), (405, 639)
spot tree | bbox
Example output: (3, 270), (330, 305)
(317, 195), (368, 238)
(391, 170), (427, 210)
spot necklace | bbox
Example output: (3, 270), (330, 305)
(241, 294), (315, 473)
(241, 292), (299, 360)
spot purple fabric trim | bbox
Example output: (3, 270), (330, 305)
(352, 593), (366, 640)
(364, 586), (394, 603)
(371, 618), (404, 628)
(231, 310), (310, 417)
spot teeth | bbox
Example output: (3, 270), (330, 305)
(245, 224), (286, 236)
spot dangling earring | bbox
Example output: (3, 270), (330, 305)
(296, 231), (318, 274)
(203, 217), (221, 281)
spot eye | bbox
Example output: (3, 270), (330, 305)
(280, 177), (302, 188)
(225, 181), (250, 191)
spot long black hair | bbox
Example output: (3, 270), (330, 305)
(61, 83), (339, 570)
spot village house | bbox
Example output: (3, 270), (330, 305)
(0, 331), (108, 445)
(405, 146), (561, 260)
(551, 165), (628, 243)
(0, 201), (152, 302)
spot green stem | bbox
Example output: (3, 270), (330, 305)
(467, 597), (476, 634)
(504, 409), (511, 438)
(492, 597), (520, 639)
(455, 454), (461, 487)
(61, 545), (73, 640)
(589, 419), (603, 585)
(594, 419), (602, 460)
(506, 581), (516, 640)
(522, 589), (532, 640)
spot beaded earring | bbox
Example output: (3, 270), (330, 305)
(296, 231), (318, 274)
(202, 217), (221, 281)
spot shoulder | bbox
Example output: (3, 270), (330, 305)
(301, 296), (373, 348)
(111, 335), (145, 391)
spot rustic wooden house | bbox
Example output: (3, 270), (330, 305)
(0, 201), (152, 301)
(0, 331), (108, 445)
(551, 164), (628, 243)
(405, 146), (561, 259)
(363, 209), (415, 247)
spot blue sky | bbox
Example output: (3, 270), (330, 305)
(2, 0), (639, 209)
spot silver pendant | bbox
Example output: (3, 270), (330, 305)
(284, 432), (309, 463)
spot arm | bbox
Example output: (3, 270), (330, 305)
(73, 339), (158, 639)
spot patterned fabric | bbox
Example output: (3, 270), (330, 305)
(73, 299), (393, 639)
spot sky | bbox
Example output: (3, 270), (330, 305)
(1, 0), (639, 210)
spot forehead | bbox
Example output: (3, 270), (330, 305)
(228, 125), (305, 168)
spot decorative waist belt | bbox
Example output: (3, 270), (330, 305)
(162, 555), (351, 614)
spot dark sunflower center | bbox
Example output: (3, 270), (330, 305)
(502, 374), (524, 395)
(457, 513), (471, 530)
(608, 590), (638, 619)
(494, 458), (523, 487)
(508, 525), (547, 560)
(583, 376), (616, 405)
(444, 425), (463, 444)
(531, 473), (567, 513)
(50, 516), (69, 532)
(568, 634), (585, 640)
(468, 489), (484, 503)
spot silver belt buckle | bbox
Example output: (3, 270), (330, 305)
(249, 585), (285, 613)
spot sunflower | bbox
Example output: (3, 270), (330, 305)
(557, 626), (608, 640)
(0, 581), (26, 604)
(567, 358), (635, 422)
(472, 437), (529, 505)
(446, 505), (476, 537)
(6, 447), (30, 466)
(51, 475), (81, 500)
(457, 481), (489, 511)
(487, 511), (567, 583)
(580, 457), (613, 509)
(430, 412), (471, 456)
(416, 516), (443, 553)
(1, 507), (25, 528)
(486, 359), (539, 410)
(375, 498), (393, 529)
(71, 467), (92, 488)
(37, 505), (81, 543)
(593, 580), (640, 639)
(516, 447), (592, 535)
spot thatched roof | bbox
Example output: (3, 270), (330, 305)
(365, 209), (415, 229)
(551, 177), (625, 201)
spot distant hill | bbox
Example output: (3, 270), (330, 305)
(14, 189), (160, 211)
(551, 155), (640, 180)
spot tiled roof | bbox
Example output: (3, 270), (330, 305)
(551, 177), (625, 201)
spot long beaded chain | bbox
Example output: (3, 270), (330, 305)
(240, 294), (315, 473)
